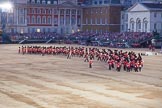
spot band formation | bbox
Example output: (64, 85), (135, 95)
(19, 45), (144, 72)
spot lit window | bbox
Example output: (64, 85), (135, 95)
(37, 28), (40, 33)
(47, 1), (51, 4)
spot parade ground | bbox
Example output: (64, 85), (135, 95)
(0, 44), (162, 108)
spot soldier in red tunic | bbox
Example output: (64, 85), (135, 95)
(89, 58), (93, 68)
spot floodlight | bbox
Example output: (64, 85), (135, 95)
(0, 2), (13, 11)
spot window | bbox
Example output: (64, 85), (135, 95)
(154, 13), (157, 17)
(143, 18), (148, 32)
(31, 16), (35, 24)
(42, 0), (46, 4)
(47, 28), (50, 32)
(8, 16), (13, 24)
(86, 18), (88, 24)
(37, 9), (41, 14)
(130, 18), (134, 31)
(27, 0), (30, 3)
(94, 1), (98, 4)
(37, 28), (41, 33)
(54, 17), (58, 25)
(136, 18), (141, 32)
(144, 23), (148, 32)
(72, 10), (76, 15)
(47, 16), (51, 24)
(97, 18), (100, 24)
(154, 23), (157, 30)
(43, 28), (45, 32)
(60, 9), (64, 15)
(66, 16), (70, 25)
(32, 9), (35, 14)
(37, 16), (41, 24)
(122, 14), (124, 19)
(104, 0), (109, 4)
(37, 0), (40, 3)
(126, 14), (128, 21)
(54, 9), (58, 14)
(53, 28), (57, 32)
(31, 0), (35, 3)
(20, 17), (24, 24)
(122, 25), (124, 31)
(96, 18), (97, 24)
(99, 0), (102, 4)
(66, 9), (70, 15)
(32, 28), (35, 32)
(46, 9), (51, 14)
(105, 18), (107, 24)
(42, 16), (46, 24)
(71, 16), (76, 25)
(47, 0), (51, 4)
(100, 18), (102, 24)
(42, 9), (46, 14)
(27, 9), (30, 14)
(102, 18), (105, 24)
(77, 17), (81, 25)
(27, 16), (30, 24)
(77, 10), (81, 15)
(54, 1), (58, 4)
(60, 16), (64, 25)
(19, 8), (24, 14)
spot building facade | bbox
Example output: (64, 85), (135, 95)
(121, 3), (162, 34)
(0, 0), (82, 34)
(82, 5), (123, 33)
(2, 0), (161, 34)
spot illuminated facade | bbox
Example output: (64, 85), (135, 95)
(2, 0), (82, 34)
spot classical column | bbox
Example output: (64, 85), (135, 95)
(64, 9), (66, 26)
(52, 8), (54, 26)
(58, 8), (60, 26)
(75, 9), (77, 26)
(16, 8), (19, 25)
(70, 9), (72, 26)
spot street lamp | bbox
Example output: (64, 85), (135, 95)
(0, 2), (13, 43)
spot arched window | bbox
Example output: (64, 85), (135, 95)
(37, 16), (41, 24)
(136, 18), (141, 32)
(143, 18), (148, 32)
(47, 16), (51, 24)
(130, 18), (134, 32)
(32, 16), (35, 24)
(42, 16), (46, 24)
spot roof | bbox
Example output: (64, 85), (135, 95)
(141, 3), (162, 10)
(58, 1), (79, 8)
(127, 2), (162, 12)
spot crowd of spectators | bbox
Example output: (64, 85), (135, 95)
(9, 31), (154, 47)
(9, 32), (62, 41)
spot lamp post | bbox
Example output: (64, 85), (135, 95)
(0, 2), (13, 43)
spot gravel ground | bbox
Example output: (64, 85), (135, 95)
(0, 44), (162, 108)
